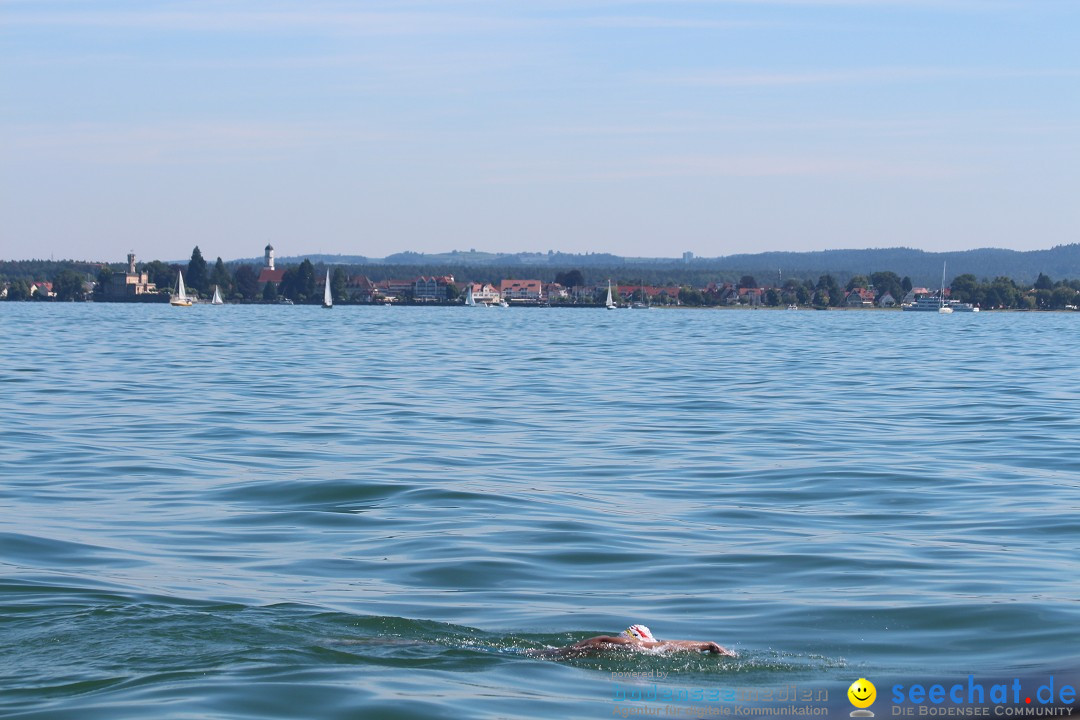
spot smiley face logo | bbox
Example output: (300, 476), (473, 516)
(848, 678), (877, 709)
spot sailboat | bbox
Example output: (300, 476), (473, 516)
(170, 270), (192, 307)
(322, 269), (333, 309)
(631, 280), (650, 309)
(938, 262), (952, 314)
(605, 280), (617, 310)
(465, 284), (476, 307)
(210, 285), (224, 305)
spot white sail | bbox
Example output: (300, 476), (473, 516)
(605, 280), (616, 309)
(323, 269), (333, 307)
(465, 285), (476, 306)
(211, 285), (223, 304)
(171, 270), (192, 306)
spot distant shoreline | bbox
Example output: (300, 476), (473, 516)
(6, 300), (1078, 313)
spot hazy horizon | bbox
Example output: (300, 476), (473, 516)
(7, 242), (1080, 269)
(3, 1), (1078, 262)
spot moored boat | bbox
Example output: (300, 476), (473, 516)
(903, 296), (948, 311)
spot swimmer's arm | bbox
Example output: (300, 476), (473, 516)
(538, 635), (631, 658)
(649, 640), (737, 656)
(572, 635), (632, 649)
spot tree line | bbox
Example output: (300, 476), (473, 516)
(656, 272), (1080, 310)
(4, 248), (1080, 309)
(248, 244), (1080, 288)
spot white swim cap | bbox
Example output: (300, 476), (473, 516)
(622, 625), (656, 642)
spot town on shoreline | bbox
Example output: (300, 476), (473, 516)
(4, 244), (1080, 311)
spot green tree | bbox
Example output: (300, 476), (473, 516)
(989, 276), (1020, 308)
(209, 257), (232, 296)
(233, 264), (259, 300)
(555, 269), (585, 288)
(1034, 273), (1053, 290)
(331, 267), (348, 303)
(950, 274), (980, 303)
(738, 275), (758, 289)
(94, 267), (114, 299)
(5, 278), (30, 301)
(53, 269), (86, 301)
(816, 274), (840, 306)
(902, 276), (913, 293)
(846, 275), (868, 291)
(1050, 286), (1077, 309)
(144, 260), (173, 289)
(262, 281), (278, 302)
(981, 277), (1013, 309)
(444, 280), (460, 301)
(187, 246), (209, 296)
(870, 271), (903, 304)
(779, 279), (800, 305)
(278, 267), (298, 301)
(764, 288), (781, 306)
(296, 259), (316, 302)
(679, 285), (704, 306)
(795, 284), (811, 305)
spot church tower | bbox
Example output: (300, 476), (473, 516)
(128, 252), (136, 275)
(265, 244), (275, 271)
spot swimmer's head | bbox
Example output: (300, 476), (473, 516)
(622, 625), (656, 642)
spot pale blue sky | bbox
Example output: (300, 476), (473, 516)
(2, 0), (1078, 262)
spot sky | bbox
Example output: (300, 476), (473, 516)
(1, 0), (1078, 263)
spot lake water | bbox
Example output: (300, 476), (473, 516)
(1, 304), (1078, 718)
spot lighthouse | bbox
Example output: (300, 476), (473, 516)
(264, 243), (275, 271)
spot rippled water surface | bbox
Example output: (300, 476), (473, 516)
(2, 304), (1078, 718)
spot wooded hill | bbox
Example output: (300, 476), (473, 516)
(251, 244), (1080, 288)
(7, 244), (1080, 289)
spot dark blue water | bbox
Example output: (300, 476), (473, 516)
(2, 304), (1078, 718)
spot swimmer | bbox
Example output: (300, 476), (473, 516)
(534, 624), (736, 659)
